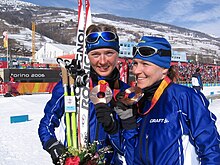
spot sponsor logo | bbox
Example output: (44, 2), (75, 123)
(76, 29), (84, 62)
(149, 118), (169, 123)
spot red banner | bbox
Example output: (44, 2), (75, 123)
(0, 61), (8, 68)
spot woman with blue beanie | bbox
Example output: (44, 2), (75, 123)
(38, 23), (136, 165)
(130, 36), (220, 164)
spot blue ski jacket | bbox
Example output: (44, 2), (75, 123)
(38, 73), (136, 164)
(134, 83), (220, 165)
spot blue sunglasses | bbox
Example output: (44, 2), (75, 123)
(86, 31), (118, 43)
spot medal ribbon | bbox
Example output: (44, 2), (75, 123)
(138, 76), (172, 116)
(98, 80), (108, 93)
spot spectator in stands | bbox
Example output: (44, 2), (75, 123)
(9, 75), (15, 82)
(173, 62), (217, 84)
(0, 75), (3, 84)
(0, 75), (3, 94)
(192, 67), (203, 91)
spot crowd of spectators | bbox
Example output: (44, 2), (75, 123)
(172, 62), (220, 84)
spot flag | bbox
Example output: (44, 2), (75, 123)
(3, 31), (8, 48)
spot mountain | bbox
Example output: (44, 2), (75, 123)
(0, 0), (219, 64)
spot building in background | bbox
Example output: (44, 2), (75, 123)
(171, 51), (187, 63)
(119, 41), (136, 58)
(35, 43), (76, 64)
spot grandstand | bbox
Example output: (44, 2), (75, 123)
(171, 62), (220, 85)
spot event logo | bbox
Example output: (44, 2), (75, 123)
(11, 73), (46, 78)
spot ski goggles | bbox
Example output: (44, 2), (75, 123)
(133, 46), (171, 57)
(86, 31), (118, 43)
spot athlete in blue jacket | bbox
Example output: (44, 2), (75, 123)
(130, 36), (220, 164)
(38, 23), (136, 165)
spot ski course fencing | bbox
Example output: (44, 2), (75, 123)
(202, 86), (220, 103)
(0, 82), (57, 96)
(180, 83), (220, 103)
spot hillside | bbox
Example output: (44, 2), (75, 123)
(0, 0), (220, 64)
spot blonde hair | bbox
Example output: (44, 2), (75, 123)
(86, 23), (117, 35)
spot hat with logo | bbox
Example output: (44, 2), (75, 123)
(133, 36), (172, 68)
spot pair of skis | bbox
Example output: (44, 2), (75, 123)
(75, 0), (92, 150)
(58, 0), (92, 151)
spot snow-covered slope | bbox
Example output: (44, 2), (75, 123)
(0, 0), (219, 62)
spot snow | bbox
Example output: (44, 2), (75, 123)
(0, 86), (220, 165)
(0, 94), (52, 165)
(0, 0), (37, 7)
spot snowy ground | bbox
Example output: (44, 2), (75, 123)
(0, 94), (52, 165)
(0, 86), (220, 165)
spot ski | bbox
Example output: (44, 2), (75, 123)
(75, 0), (85, 150)
(75, 0), (92, 149)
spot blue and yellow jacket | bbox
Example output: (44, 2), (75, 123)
(134, 83), (220, 165)
(38, 70), (136, 164)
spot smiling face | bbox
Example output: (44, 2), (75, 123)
(132, 58), (168, 89)
(88, 48), (118, 77)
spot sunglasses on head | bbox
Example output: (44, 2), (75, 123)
(133, 46), (171, 57)
(86, 31), (118, 44)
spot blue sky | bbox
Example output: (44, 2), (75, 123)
(22, 0), (220, 37)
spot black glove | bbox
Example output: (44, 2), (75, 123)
(45, 138), (66, 165)
(95, 103), (118, 135)
(68, 59), (88, 86)
(115, 92), (137, 130)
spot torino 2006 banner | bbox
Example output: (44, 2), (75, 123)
(3, 69), (61, 82)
